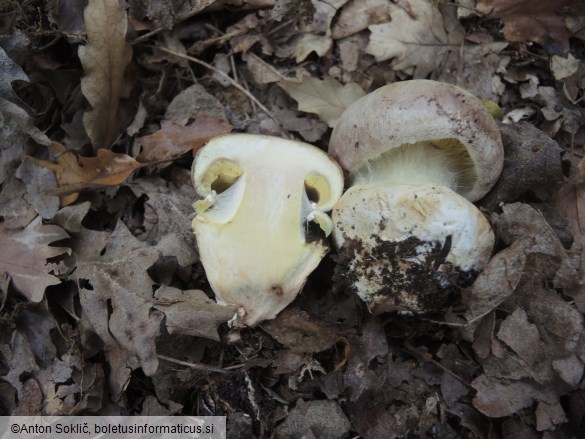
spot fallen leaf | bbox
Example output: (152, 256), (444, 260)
(261, 308), (338, 353)
(462, 237), (529, 325)
(535, 400), (568, 431)
(366, 0), (465, 78)
(153, 285), (235, 341)
(471, 374), (540, 418)
(79, 0), (132, 147)
(532, 86), (582, 134)
(278, 75), (365, 127)
(246, 52), (287, 84)
(164, 83), (227, 125)
(15, 158), (60, 220)
(127, 170), (198, 253)
(552, 354), (584, 387)
(343, 316), (388, 402)
(47, 0), (88, 41)
(476, 0), (583, 55)
(0, 46), (29, 110)
(274, 399), (351, 439)
(554, 182), (585, 236)
(332, 0), (392, 39)
(271, 107), (328, 142)
(433, 42), (508, 100)
(137, 116), (232, 163)
(26, 142), (143, 205)
(550, 53), (581, 80)
(76, 221), (164, 376)
(496, 308), (545, 365)
(288, 0), (349, 62)
(479, 123), (564, 211)
(0, 216), (70, 302)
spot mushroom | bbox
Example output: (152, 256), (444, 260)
(192, 134), (344, 326)
(329, 80), (503, 314)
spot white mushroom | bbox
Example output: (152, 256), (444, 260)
(329, 80), (503, 314)
(192, 134), (344, 326)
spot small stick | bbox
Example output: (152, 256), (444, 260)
(158, 47), (288, 136)
(158, 354), (241, 375)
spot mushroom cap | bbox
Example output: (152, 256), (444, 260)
(191, 134), (344, 326)
(332, 183), (494, 314)
(329, 80), (503, 202)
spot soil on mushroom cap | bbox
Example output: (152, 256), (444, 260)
(333, 235), (478, 314)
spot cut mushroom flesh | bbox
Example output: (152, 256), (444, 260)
(192, 134), (343, 326)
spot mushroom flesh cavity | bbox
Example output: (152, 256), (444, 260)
(329, 80), (504, 314)
(192, 134), (344, 326)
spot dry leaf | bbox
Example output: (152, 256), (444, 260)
(342, 317), (388, 402)
(471, 374), (542, 418)
(164, 83), (227, 125)
(153, 286), (236, 341)
(366, 0), (465, 78)
(137, 116), (232, 163)
(79, 0), (132, 147)
(245, 52), (287, 84)
(332, 0), (392, 39)
(289, 0), (349, 62)
(128, 172), (198, 253)
(0, 46), (29, 109)
(0, 216), (70, 302)
(462, 237), (529, 325)
(550, 54), (581, 80)
(47, 0), (87, 40)
(278, 75), (365, 127)
(476, 0), (583, 55)
(76, 221), (164, 376)
(433, 42), (508, 100)
(496, 308), (545, 365)
(274, 399), (351, 439)
(479, 123), (564, 211)
(15, 158), (60, 220)
(261, 308), (338, 353)
(26, 142), (143, 205)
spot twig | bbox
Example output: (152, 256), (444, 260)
(158, 47), (288, 136)
(403, 340), (472, 389)
(158, 354), (241, 375)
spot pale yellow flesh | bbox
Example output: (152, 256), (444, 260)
(192, 134), (343, 326)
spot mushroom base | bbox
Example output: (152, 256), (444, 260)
(331, 183), (494, 314)
(333, 234), (478, 314)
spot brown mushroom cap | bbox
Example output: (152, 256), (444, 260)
(329, 80), (503, 202)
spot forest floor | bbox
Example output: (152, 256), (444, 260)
(1, 0), (585, 438)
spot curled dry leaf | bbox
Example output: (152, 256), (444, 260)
(278, 75), (365, 128)
(137, 115), (232, 164)
(26, 142), (144, 206)
(0, 216), (70, 302)
(79, 0), (132, 147)
(366, 0), (465, 78)
(479, 122), (564, 211)
(0, 46), (29, 110)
